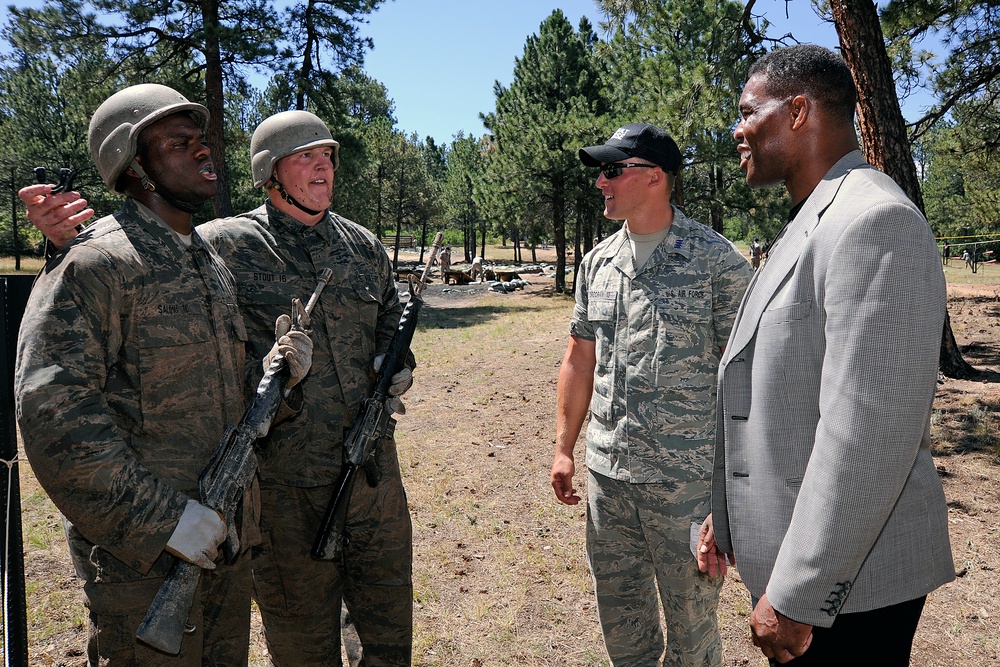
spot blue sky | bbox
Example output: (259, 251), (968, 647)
(363, 0), (920, 143)
(0, 0), (936, 144)
(358, 0), (935, 146)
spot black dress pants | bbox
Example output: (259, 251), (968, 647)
(767, 596), (927, 666)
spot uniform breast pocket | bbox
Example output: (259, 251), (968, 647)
(137, 315), (214, 419)
(652, 291), (711, 352)
(587, 298), (616, 372)
(654, 292), (711, 326)
(349, 271), (382, 360)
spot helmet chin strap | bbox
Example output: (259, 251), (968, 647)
(129, 159), (156, 192)
(129, 159), (204, 214)
(269, 177), (324, 216)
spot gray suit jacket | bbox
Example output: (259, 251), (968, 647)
(712, 151), (954, 627)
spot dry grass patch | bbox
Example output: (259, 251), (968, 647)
(13, 272), (1000, 666)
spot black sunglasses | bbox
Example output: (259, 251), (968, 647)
(599, 162), (658, 179)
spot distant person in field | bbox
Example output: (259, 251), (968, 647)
(469, 255), (484, 282)
(439, 245), (452, 275)
(550, 122), (751, 666)
(750, 237), (763, 269)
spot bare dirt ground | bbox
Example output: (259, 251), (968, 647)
(12, 250), (1000, 666)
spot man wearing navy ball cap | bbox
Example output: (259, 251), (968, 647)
(552, 122), (751, 666)
(578, 122), (683, 174)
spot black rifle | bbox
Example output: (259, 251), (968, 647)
(136, 268), (333, 655)
(311, 232), (443, 561)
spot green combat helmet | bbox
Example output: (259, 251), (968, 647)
(89, 83), (209, 194)
(250, 110), (340, 188)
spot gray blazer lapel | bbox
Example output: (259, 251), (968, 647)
(724, 151), (866, 358)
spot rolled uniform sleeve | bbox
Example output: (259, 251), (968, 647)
(569, 257), (596, 341)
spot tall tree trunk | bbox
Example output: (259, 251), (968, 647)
(709, 164), (723, 233)
(464, 215), (472, 263)
(295, 0), (318, 110)
(11, 166), (21, 271)
(553, 177), (567, 294)
(830, 0), (923, 211)
(200, 0), (233, 218)
(375, 163), (384, 238)
(830, 0), (973, 378)
(418, 216), (428, 265)
(391, 160), (405, 271)
(573, 199), (583, 296)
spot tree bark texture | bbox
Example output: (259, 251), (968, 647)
(829, 0), (924, 212)
(200, 0), (233, 218)
(552, 177), (567, 294)
(830, 0), (973, 378)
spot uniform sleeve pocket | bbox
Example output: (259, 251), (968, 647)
(590, 391), (614, 422)
(587, 299), (615, 322)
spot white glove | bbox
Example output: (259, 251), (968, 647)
(165, 499), (226, 570)
(374, 353), (414, 415)
(264, 314), (314, 388)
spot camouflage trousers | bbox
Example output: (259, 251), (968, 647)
(586, 471), (723, 667)
(82, 550), (252, 667)
(252, 439), (413, 667)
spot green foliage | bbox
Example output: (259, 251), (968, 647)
(595, 0), (761, 234)
(0, 5), (124, 254)
(483, 11), (608, 292)
(882, 0), (1000, 145)
(279, 0), (386, 111)
(922, 111), (1000, 242)
(442, 133), (486, 261)
(4, 0), (1000, 258)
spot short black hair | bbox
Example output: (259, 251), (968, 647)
(747, 45), (857, 125)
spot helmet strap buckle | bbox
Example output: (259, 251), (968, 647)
(270, 177), (324, 217)
(129, 159), (156, 191)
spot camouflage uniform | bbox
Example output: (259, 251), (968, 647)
(199, 199), (413, 666)
(570, 209), (751, 667)
(15, 199), (255, 666)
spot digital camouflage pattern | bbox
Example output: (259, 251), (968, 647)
(251, 437), (412, 666)
(570, 208), (750, 666)
(199, 201), (404, 486)
(587, 472), (723, 667)
(15, 198), (256, 665)
(570, 209), (753, 484)
(198, 200), (413, 666)
(82, 552), (252, 667)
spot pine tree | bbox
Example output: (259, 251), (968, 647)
(484, 11), (607, 293)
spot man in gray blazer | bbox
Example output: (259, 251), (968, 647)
(697, 45), (954, 664)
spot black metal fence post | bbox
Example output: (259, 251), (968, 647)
(2, 275), (34, 667)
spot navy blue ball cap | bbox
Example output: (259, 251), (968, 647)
(579, 123), (682, 173)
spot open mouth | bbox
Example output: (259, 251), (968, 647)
(199, 163), (217, 180)
(737, 148), (751, 169)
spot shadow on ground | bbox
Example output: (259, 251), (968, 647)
(419, 302), (554, 331)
